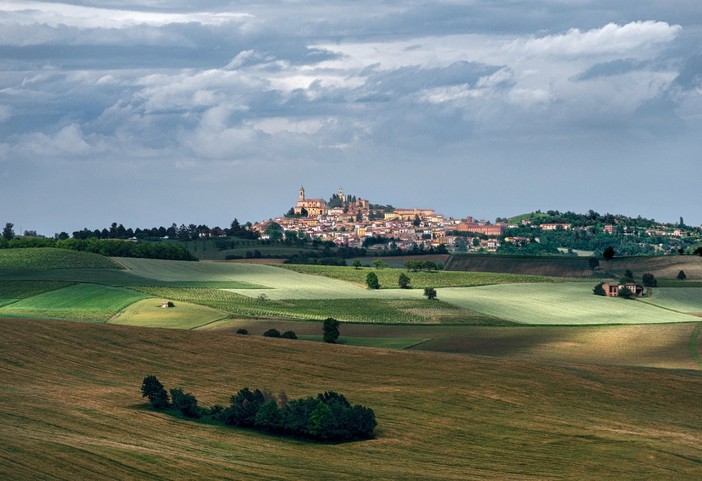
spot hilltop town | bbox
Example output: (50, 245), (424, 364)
(253, 187), (701, 256)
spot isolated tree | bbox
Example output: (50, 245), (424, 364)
(323, 317), (340, 343)
(2, 223), (15, 240)
(352, 259), (362, 269)
(603, 246), (615, 260)
(366, 272), (380, 289)
(141, 375), (169, 409)
(372, 259), (386, 269)
(281, 331), (298, 339)
(642, 273), (657, 287)
(398, 273), (411, 289)
(236, 328), (249, 335)
(677, 270), (687, 281)
(413, 214), (421, 227)
(593, 283), (606, 296)
(423, 287), (438, 300)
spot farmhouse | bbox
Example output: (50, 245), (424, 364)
(603, 282), (644, 297)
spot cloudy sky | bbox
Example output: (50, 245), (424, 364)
(1, 1), (701, 235)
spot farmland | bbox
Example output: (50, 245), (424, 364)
(1, 318), (700, 481)
(0, 247), (121, 270)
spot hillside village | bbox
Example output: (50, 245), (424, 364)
(252, 187), (702, 255)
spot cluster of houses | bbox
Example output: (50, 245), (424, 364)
(245, 187), (699, 254)
(253, 186), (508, 252)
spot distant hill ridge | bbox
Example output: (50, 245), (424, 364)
(446, 254), (702, 279)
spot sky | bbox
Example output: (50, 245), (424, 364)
(1, 1), (701, 236)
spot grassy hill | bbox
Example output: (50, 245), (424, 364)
(446, 254), (702, 279)
(0, 247), (121, 270)
(1, 318), (700, 481)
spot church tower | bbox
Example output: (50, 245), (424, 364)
(298, 185), (305, 201)
(338, 186), (344, 202)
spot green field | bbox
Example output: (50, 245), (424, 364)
(0, 247), (121, 270)
(109, 298), (230, 329)
(1, 318), (700, 481)
(281, 263), (567, 288)
(438, 283), (700, 325)
(0, 284), (148, 321)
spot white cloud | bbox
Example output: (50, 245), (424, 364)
(512, 21), (681, 57)
(0, 1), (253, 29)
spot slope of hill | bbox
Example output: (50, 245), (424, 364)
(0, 247), (121, 270)
(0, 319), (700, 481)
(446, 254), (702, 279)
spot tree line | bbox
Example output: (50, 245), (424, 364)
(141, 375), (376, 442)
(0, 235), (196, 261)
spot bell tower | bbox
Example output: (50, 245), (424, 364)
(298, 185), (305, 201)
(338, 186), (344, 201)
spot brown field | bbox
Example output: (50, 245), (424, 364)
(446, 254), (702, 279)
(1, 318), (701, 480)
(204, 320), (702, 370)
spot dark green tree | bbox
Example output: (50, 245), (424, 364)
(642, 273), (657, 287)
(141, 375), (169, 409)
(593, 283), (606, 296)
(366, 271), (380, 289)
(603, 246), (615, 260)
(323, 317), (340, 343)
(677, 270), (687, 281)
(398, 273), (411, 289)
(2, 223), (15, 240)
(169, 387), (201, 418)
(424, 287), (437, 300)
(588, 257), (600, 271)
(281, 331), (297, 339)
(223, 387), (266, 427)
(263, 328), (281, 338)
(352, 259), (362, 269)
(620, 269), (635, 283)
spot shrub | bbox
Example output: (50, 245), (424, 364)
(263, 328), (281, 338)
(236, 328), (249, 335)
(366, 272), (380, 289)
(281, 330), (297, 339)
(424, 287), (437, 300)
(593, 282), (606, 296)
(677, 270), (687, 281)
(141, 375), (169, 409)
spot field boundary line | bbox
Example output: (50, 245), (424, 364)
(689, 322), (702, 369)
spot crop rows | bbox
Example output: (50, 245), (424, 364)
(280, 264), (572, 289)
(127, 286), (498, 324)
(0, 248), (121, 270)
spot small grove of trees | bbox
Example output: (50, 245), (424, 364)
(404, 260), (443, 272)
(263, 329), (298, 339)
(603, 246), (615, 260)
(141, 376), (376, 442)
